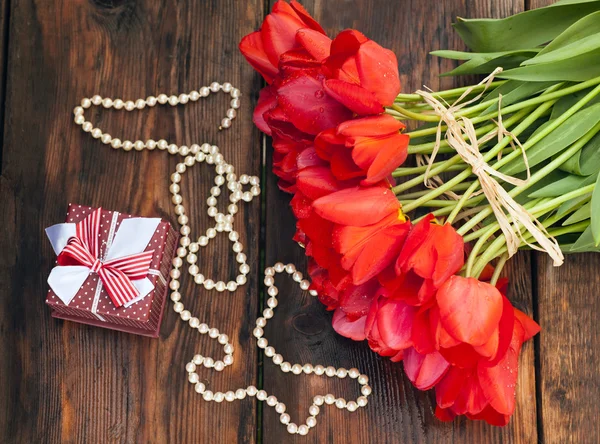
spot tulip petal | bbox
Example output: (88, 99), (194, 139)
(338, 114), (404, 137)
(262, 4), (306, 66)
(290, 1), (326, 34)
(453, 375), (488, 415)
(435, 406), (457, 422)
(435, 366), (472, 408)
(295, 28), (331, 61)
(480, 294), (516, 367)
(339, 279), (379, 320)
(239, 32), (279, 84)
(403, 348), (450, 390)
(355, 40), (401, 106)
(411, 309), (436, 354)
(467, 405), (510, 427)
(332, 309), (367, 341)
(323, 79), (383, 115)
(362, 132), (410, 185)
(277, 71), (353, 135)
(477, 346), (518, 415)
(253, 87), (278, 134)
(313, 185), (400, 226)
(437, 276), (504, 347)
(376, 298), (417, 350)
(439, 343), (481, 368)
(514, 308), (541, 342)
(296, 166), (341, 201)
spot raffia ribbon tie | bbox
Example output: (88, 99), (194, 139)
(415, 67), (564, 266)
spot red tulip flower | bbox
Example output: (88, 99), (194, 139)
(323, 29), (401, 114)
(239, 0), (326, 84)
(391, 214), (464, 306)
(434, 308), (540, 426)
(315, 114), (409, 185)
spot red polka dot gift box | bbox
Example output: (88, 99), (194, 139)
(45, 203), (178, 337)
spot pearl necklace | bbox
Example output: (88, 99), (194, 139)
(73, 83), (371, 436)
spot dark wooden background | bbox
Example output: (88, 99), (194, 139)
(0, 0), (597, 443)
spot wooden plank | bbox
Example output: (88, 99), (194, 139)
(0, 1), (263, 442)
(261, 0), (538, 442)
(528, 1), (600, 441)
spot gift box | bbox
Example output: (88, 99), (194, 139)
(45, 204), (178, 337)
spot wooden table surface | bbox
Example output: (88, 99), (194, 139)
(0, 0), (598, 443)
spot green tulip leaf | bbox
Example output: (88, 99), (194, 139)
(530, 172), (597, 198)
(567, 226), (600, 252)
(563, 202), (591, 225)
(479, 81), (555, 115)
(453, 1), (600, 53)
(502, 102), (600, 175)
(558, 132), (600, 175)
(526, 10), (600, 64)
(591, 173), (600, 245)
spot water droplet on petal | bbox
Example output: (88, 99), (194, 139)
(314, 90), (325, 99)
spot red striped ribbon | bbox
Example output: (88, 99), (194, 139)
(57, 208), (155, 307)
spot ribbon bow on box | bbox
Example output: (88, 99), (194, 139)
(46, 208), (161, 308)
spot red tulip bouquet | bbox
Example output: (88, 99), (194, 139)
(240, 0), (600, 426)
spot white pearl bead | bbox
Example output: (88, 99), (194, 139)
(256, 317), (267, 328)
(203, 357), (214, 368)
(246, 385), (258, 396)
(361, 385), (372, 396)
(193, 354), (204, 365)
(285, 264), (296, 274)
(291, 364), (302, 375)
(194, 274), (205, 284)
(306, 416), (317, 428)
(224, 344), (234, 354)
(189, 317), (200, 328)
(189, 91), (200, 101)
(236, 275), (247, 285)
(324, 394), (336, 405)
(239, 263), (249, 274)
(231, 88), (241, 98)
(168, 95), (179, 106)
(235, 389), (246, 399)
(168, 144), (179, 155)
(325, 366), (336, 377)
(218, 334), (229, 344)
(337, 368), (348, 378)
(195, 382), (205, 394)
(81, 98), (92, 108)
(267, 297), (277, 308)
(225, 391), (236, 402)
(222, 82), (232, 93)
(200, 87), (210, 97)
(208, 328), (220, 338)
(300, 280), (310, 290)
(214, 361), (225, 372)
(266, 395), (278, 406)
(91, 95), (102, 105)
(275, 402), (286, 414)
(146, 96), (157, 106)
(280, 362), (291, 373)
(125, 101), (135, 111)
(263, 308), (273, 319)
(309, 405), (320, 416)
(188, 373), (199, 383)
(253, 327), (263, 338)
(215, 281), (226, 292)
(314, 365), (325, 376)
(213, 392), (224, 403)
(111, 138), (122, 149)
(204, 279), (215, 290)
(82, 122), (93, 132)
(267, 286), (278, 297)
(199, 236), (209, 246)
(272, 354), (283, 365)
(335, 398), (347, 409)
(221, 118), (231, 129)
(286, 423), (298, 434)
(348, 368), (360, 379)
(357, 396), (368, 407)
(135, 99), (145, 109)
(198, 323), (209, 334)
(146, 139), (156, 150)
(358, 375), (369, 385)
(231, 98), (240, 109)
(302, 364), (313, 374)
(223, 355), (233, 366)
(236, 253), (246, 263)
(157, 94), (168, 104)
(202, 390), (214, 401)
(226, 109), (237, 119)
(180, 310), (191, 321)
(313, 395), (324, 406)
(346, 401), (358, 412)
(170, 291), (181, 302)
(256, 390), (267, 401)
(280, 413), (290, 425)
(185, 362), (196, 373)
(264, 346), (275, 357)
(178, 94), (189, 104)
(226, 281), (238, 292)
(298, 425), (309, 436)
(210, 82), (221, 92)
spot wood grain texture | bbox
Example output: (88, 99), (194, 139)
(261, 1), (537, 443)
(527, 0), (600, 442)
(0, 1), (263, 443)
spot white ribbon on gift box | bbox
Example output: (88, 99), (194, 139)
(46, 211), (162, 319)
